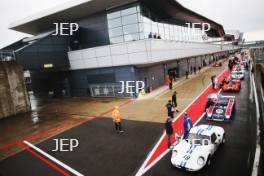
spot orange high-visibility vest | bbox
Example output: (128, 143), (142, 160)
(112, 109), (121, 123)
(165, 75), (170, 85)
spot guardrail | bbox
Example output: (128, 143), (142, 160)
(89, 83), (134, 98)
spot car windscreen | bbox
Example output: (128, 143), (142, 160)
(187, 133), (210, 145)
(216, 99), (228, 106)
(233, 72), (243, 75)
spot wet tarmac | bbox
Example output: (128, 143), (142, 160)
(0, 118), (164, 176)
(0, 95), (128, 160)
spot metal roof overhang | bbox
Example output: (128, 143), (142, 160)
(9, 0), (225, 37)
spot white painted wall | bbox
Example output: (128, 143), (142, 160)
(68, 39), (238, 70)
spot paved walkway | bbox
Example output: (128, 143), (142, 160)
(116, 61), (228, 123)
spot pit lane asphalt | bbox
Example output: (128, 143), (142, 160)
(144, 71), (257, 176)
(0, 118), (163, 176)
(0, 70), (257, 176)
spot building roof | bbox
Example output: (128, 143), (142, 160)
(9, 0), (225, 37)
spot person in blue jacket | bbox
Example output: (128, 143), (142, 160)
(183, 112), (193, 139)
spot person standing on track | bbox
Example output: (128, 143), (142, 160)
(166, 100), (174, 119)
(169, 77), (173, 90)
(112, 106), (124, 133)
(171, 91), (179, 112)
(165, 117), (174, 148)
(185, 70), (189, 79)
(211, 75), (216, 89)
(183, 112), (193, 139)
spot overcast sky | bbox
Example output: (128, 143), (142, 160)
(0, 0), (263, 48)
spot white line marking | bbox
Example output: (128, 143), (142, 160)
(260, 85), (264, 104)
(23, 141), (84, 176)
(251, 73), (261, 176)
(249, 69), (254, 102)
(135, 69), (226, 176)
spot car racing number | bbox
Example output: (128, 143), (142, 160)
(216, 109), (224, 114)
(183, 155), (191, 160)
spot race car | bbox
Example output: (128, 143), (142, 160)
(222, 79), (241, 92)
(212, 62), (222, 67)
(171, 125), (225, 171)
(206, 95), (235, 121)
(231, 70), (244, 80)
(232, 64), (245, 71)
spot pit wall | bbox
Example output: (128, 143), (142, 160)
(0, 61), (30, 119)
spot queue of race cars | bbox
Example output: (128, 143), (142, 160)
(170, 50), (250, 172)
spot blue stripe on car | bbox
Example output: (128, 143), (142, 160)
(189, 145), (197, 154)
(180, 161), (184, 167)
(186, 144), (193, 153)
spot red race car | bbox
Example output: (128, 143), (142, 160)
(212, 62), (222, 67)
(222, 79), (241, 92)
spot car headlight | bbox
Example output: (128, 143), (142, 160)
(197, 156), (205, 165)
(172, 150), (178, 158)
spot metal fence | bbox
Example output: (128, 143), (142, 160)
(0, 50), (16, 61)
(256, 53), (264, 64)
(252, 47), (264, 64)
(89, 83), (135, 98)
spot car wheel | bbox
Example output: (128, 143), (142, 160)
(206, 155), (211, 166)
(222, 134), (226, 144)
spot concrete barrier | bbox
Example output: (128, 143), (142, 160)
(0, 61), (30, 119)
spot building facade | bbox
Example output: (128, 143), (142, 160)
(1, 0), (239, 98)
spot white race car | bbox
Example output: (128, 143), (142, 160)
(231, 70), (244, 80)
(171, 125), (225, 171)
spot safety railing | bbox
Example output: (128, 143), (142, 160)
(0, 50), (16, 61)
(89, 83), (134, 98)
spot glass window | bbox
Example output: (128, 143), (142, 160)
(138, 22), (144, 32)
(169, 25), (174, 39)
(139, 32), (145, 39)
(122, 13), (138, 25)
(185, 27), (190, 41)
(124, 33), (140, 42)
(143, 23), (151, 33)
(136, 5), (140, 13)
(110, 36), (124, 43)
(158, 23), (164, 36)
(142, 16), (151, 24)
(178, 26), (182, 41)
(123, 23), (139, 34)
(164, 24), (169, 39)
(152, 21), (158, 33)
(108, 18), (122, 28)
(182, 27), (185, 41)
(181, 27), (185, 41)
(109, 27), (123, 37)
(138, 13), (143, 23)
(174, 26), (178, 40)
(121, 6), (137, 16)
(107, 11), (121, 19)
